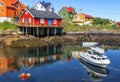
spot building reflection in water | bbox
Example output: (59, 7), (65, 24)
(0, 45), (63, 74)
(79, 58), (109, 82)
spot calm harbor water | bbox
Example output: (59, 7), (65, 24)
(0, 45), (120, 82)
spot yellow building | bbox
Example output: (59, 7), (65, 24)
(72, 13), (93, 26)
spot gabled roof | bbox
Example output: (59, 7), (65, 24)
(34, 1), (54, 11)
(2, 0), (17, 7)
(116, 22), (120, 25)
(19, 2), (26, 9)
(2, 0), (26, 9)
(28, 9), (61, 19)
(40, 1), (51, 8)
(64, 6), (75, 13)
(82, 14), (93, 19)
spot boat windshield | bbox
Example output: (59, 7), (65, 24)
(91, 56), (97, 60)
(97, 58), (101, 60)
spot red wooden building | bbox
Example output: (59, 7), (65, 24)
(116, 22), (120, 27)
(18, 9), (63, 37)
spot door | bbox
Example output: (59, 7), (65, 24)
(26, 18), (29, 25)
(48, 19), (52, 26)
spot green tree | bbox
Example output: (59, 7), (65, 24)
(92, 17), (110, 25)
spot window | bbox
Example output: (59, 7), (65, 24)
(53, 19), (57, 24)
(0, 10), (4, 12)
(97, 58), (101, 60)
(78, 16), (80, 19)
(29, 18), (31, 23)
(40, 18), (44, 24)
(49, 6), (51, 9)
(16, 5), (20, 9)
(62, 9), (64, 11)
(0, 2), (4, 7)
(41, 6), (43, 9)
(91, 56), (96, 60)
(62, 13), (65, 16)
(22, 18), (24, 23)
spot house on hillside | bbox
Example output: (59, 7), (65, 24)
(33, 1), (54, 12)
(18, 9), (63, 37)
(72, 13), (93, 26)
(116, 22), (120, 27)
(58, 6), (76, 21)
(0, 0), (26, 22)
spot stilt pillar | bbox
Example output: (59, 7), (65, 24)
(37, 27), (39, 37)
(33, 28), (35, 36)
(54, 45), (56, 54)
(26, 27), (27, 36)
(47, 28), (49, 36)
(54, 28), (56, 36)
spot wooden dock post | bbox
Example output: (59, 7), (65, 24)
(33, 27), (35, 36)
(54, 28), (56, 36)
(47, 28), (49, 36)
(37, 27), (39, 37)
(26, 27), (27, 36)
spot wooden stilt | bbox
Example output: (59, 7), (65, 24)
(30, 27), (31, 35)
(47, 28), (49, 36)
(26, 27), (27, 36)
(33, 28), (35, 36)
(54, 45), (56, 54)
(22, 27), (24, 33)
(54, 28), (56, 36)
(37, 48), (39, 57)
(47, 46), (49, 54)
(37, 27), (39, 37)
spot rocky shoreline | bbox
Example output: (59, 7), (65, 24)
(0, 33), (120, 48)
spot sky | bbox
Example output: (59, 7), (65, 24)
(20, 0), (120, 22)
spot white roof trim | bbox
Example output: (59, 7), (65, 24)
(19, 8), (34, 19)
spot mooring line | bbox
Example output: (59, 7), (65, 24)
(108, 66), (120, 72)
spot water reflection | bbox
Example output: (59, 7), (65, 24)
(0, 45), (63, 75)
(79, 58), (109, 82)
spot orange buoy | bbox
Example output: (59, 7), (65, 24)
(19, 73), (31, 80)
(19, 73), (26, 80)
(26, 73), (31, 78)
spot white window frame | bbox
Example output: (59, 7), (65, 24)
(22, 18), (24, 23)
(29, 18), (31, 23)
(40, 18), (44, 24)
(53, 19), (57, 24)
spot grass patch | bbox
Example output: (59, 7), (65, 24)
(0, 21), (17, 30)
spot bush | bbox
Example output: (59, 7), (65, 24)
(3, 21), (10, 25)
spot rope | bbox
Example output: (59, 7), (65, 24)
(108, 66), (120, 72)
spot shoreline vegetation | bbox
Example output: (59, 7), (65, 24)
(0, 21), (120, 48)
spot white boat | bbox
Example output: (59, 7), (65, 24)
(82, 42), (98, 47)
(80, 47), (110, 68)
